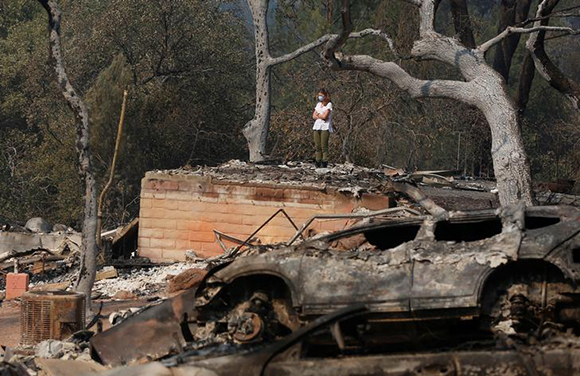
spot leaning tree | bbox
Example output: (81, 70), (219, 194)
(322, 0), (578, 206)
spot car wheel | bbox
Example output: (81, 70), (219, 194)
(481, 263), (578, 336)
(226, 291), (299, 343)
(483, 283), (544, 334)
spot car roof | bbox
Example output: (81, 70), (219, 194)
(317, 205), (579, 243)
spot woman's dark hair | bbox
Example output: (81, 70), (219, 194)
(318, 88), (330, 101)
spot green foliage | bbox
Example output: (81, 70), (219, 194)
(0, 0), (252, 227)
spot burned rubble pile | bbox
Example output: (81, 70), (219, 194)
(1, 254), (209, 301)
(29, 262), (198, 299)
(0, 260), (213, 374)
(0, 217), (80, 293)
(86, 204), (580, 374)
(92, 263), (192, 299)
(2, 162), (580, 375)
(164, 159), (492, 189)
(161, 160), (395, 191)
(160, 160), (386, 189)
(157, 160), (499, 205)
(0, 216), (212, 310)
(165, 159), (576, 208)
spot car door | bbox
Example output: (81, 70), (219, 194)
(410, 214), (505, 312)
(297, 221), (421, 315)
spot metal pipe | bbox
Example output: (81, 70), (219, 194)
(231, 209), (301, 257)
(96, 89), (128, 248)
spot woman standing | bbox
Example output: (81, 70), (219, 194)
(312, 89), (333, 168)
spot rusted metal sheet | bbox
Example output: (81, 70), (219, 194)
(90, 288), (197, 366)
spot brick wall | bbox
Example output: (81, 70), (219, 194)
(138, 172), (391, 262)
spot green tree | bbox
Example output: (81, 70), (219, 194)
(0, 0), (253, 227)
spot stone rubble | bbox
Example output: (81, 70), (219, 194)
(92, 262), (195, 298)
(109, 308), (142, 326)
(1, 346), (37, 375)
(154, 160), (392, 193)
(35, 340), (77, 359)
(0, 338), (96, 375)
(25, 261), (211, 299)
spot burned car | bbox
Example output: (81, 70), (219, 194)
(194, 205), (580, 344)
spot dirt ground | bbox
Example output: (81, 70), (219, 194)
(0, 298), (151, 348)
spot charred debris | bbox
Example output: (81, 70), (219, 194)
(0, 217), (144, 297)
(91, 203), (580, 372)
(2, 161), (580, 375)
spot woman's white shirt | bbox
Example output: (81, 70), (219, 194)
(313, 102), (333, 132)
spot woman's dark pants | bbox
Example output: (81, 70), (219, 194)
(313, 130), (329, 163)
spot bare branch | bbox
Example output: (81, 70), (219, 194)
(545, 31), (580, 40)
(478, 25), (579, 53)
(400, 0), (422, 6)
(270, 29), (397, 66)
(391, 182), (448, 220)
(518, 6), (580, 27)
(351, 29), (398, 56)
(335, 54), (475, 104)
(270, 35), (334, 66)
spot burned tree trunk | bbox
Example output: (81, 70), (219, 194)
(492, 0), (532, 82)
(38, 0), (98, 312)
(244, 63), (272, 161)
(449, 0), (476, 49)
(324, 0), (534, 206)
(475, 75), (532, 205)
(515, 51), (536, 114)
(244, 0), (272, 162)
(526, 0), (580, 110)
